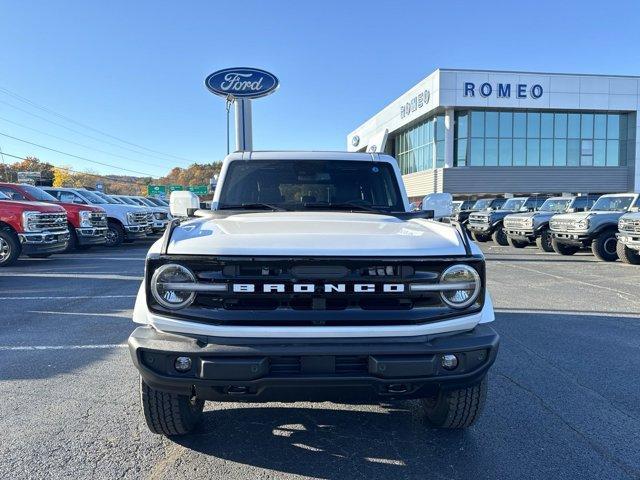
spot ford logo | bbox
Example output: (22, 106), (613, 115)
(205, 67), (279, 99)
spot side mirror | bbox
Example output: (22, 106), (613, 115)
(170, 191), (200, 217)
(422, 193), (453, 219)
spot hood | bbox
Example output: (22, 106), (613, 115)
(53, 201), (105, 213)
(621, 212), (640, 221)
(505, 211), (537, 219)
(0, 199), (66, 212)
(167, 211), (471, 257)
(98, 203), (146, 214)
(551, 211), (592, 222)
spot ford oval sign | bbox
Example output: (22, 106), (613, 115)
(205, 67), (279, 99)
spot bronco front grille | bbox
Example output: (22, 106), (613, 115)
(619, 218), (640, 234)
(468, 214), (489, 224)
(550, 218), (577, 231)
(503, 217), (531, 229)
(146, 256), (485, 327)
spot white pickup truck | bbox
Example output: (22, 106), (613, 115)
(128, 151), (498, 435)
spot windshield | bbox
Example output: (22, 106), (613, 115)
(540, 198), (572, 213)
(472, 199), (492, 210)
(76, 189), (107, 204)
(137, 198), (156, 207)
(452, 201), (463, 212)
(591, 196), (636, 212)
(118, 196), (139, 206)
(218, 160), (405, 212)
(94, 192), (121, 204)
(502, 199), (526, 211)
(149, 197), (168, 206)
(20, 185), (58, 202)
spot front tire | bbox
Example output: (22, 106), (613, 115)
(536, 229), (554, 252)
(140, 377), (204, 436)
(507, 237), (528, 248)
(471, 232), (490, 243)
(423, 377), (488, 429)
(591, 230), (619, 262)
(0, 229), (21, 267)
(105, 220), (125, 247)
(491, 226), (509, 246)
(551, 238), (579, 256)
(616, 242), (640, 265)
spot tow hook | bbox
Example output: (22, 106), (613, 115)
(226, 385), (249, 395)
(387, 384), (409, 394)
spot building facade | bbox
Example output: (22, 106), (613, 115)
(347, 69), (640, 200)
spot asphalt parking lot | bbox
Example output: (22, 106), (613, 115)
(1, 240), (639, 480)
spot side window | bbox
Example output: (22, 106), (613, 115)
(492, 198), (506, 209)
(572, 197), (587, 210)
(0, 186), (27, 200)
(523, 198), (536, 210)
(535, 197), (548, 208)
(59, 192), (84, 204)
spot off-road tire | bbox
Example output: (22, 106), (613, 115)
(140, 377), (204, 436)
(591, 230), (619, 262)
(507, 237), (528, 248)
(0, 229), (21, 267)
(536, 228), (554, 252)
(471, 232), (490, 243)
(491, 226), (509, 246)
(616, 241), (640, 265)
(552, 238), (579, 256)
(105, 220), (125, 247)
(423, 377), (488, 429)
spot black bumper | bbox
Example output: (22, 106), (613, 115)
(129, 324), (499, 402)
(552, 232), (591, 247)
(467, 224), (495, 235)
(504, 229), (536, 242)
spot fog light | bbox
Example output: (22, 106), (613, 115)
(441, 354), (459, 370)
(174, 356), (192, 372)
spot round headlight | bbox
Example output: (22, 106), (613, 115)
(439, 264), (481, 309)
(150, 264), (196, 310)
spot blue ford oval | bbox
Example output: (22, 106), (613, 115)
(205, 67), (279, 99)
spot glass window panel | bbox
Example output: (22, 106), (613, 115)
(499, 139), (512, 166)
(436, 116), (445, 142)
(594, 114), (607, 139)
(580, 155), (592, 166)
(514, 113), (526, 138)
(470, 138), (484, 165)
(581, 114), (593, 138)
(499, 112), (512, 137)
(554, 113), (567, 138)
(471, 111), (484, 137)
(513, 139), (526, 166)
(540, 139), (553, 165)
(568, 114), (581, 138)
(607, 114), (620, 139)
(485, 139), (498, 165)
(541, 113), (554, 138)
(457, 113), (468, 139)
(553, 139), (567, 166)
(567, 140), (580, 166)
(581, 139), (593, 155)
(527, 113), (540, 138)
(436, 141), (445, 167)
(606, 140), (620, 165)
(526, 139), (540, 165)
(593, 140), (606, 166)
(485, 112), (499, 137)
(456, 139), (467, 166)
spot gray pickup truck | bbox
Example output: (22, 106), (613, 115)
(617, 212), (640, 264)
(503, 196), (599, 251)
(549, 193), (640, 261)
(467, 196), (549, 246)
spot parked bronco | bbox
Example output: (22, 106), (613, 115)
(0, 183), (107, 251)
(129, 151), (498, 435)
(451, 197), (506, 227)
(550, 193), (640, 261)
(616, 211), (640, 264)
(467, 196), (549, 245)
(0, 189), (69, 266)
(503, 195), (599, 251)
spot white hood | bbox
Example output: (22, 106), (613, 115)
(166, 211), (471, 256)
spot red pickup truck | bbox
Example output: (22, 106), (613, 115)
(0, 189), (70, 267)
(0, 183), (107, 251)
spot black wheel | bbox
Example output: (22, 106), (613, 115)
(471, 232), (490, 243)
(140, 377), (204, 436)
(535, 229), (554, 252)
(507, 237), (528, 248)
(27, 253), (51, 258)
(105, 220), (125, 247)
(64, 225), (78, 253)
(0, 229), (21, 267)
(591, 230), (619, 262)
(491, 226), (509, 246)
(423, 377), (488, 429)
(551, 238), (579, 256)
(616, 241), (640, 265)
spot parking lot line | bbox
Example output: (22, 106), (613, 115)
(28, 310), (132, 318)
(495, 308), (640, 319)
(0, 272), (143, 280)
(0, 343), (127, 351)
(0, 295), (137, 300)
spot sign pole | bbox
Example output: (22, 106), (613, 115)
(234, 98), (253, 151)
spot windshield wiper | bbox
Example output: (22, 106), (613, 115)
(302, 201), (387, 213)
(219, 203), (286, 211)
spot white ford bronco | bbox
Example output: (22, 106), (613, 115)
(129, 151), (498, 435)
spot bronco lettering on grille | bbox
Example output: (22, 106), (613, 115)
(231, 283), (406, 293)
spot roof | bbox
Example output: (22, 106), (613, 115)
(223, 151), (392, 162)
(438, 67), (640, 79)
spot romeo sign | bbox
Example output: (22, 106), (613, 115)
(205, 67), (279, 99)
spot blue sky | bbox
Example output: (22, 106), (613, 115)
(0, 0), (639, 177)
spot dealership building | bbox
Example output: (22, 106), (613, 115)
(347, 69), (640, 200)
